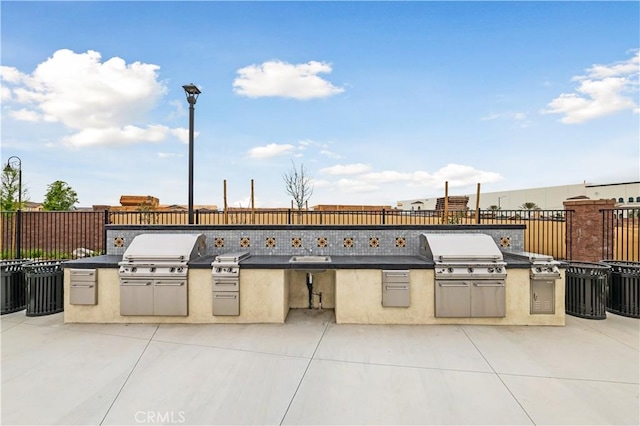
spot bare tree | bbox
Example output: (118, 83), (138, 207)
(283, 160), (313, 210)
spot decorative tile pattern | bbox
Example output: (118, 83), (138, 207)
(214, 237), (224, 248)
(500, 236), (511, 247)
(291, 237), (302, 248)
(266, 237), (276, 248)
(114, 237), (124, 247)
(317, 237), (328, 248)
(343, 237), (354, 248)
(369, 237), (380, 248)
(240, 237), (250, 248)
(395, 237), (406, 248)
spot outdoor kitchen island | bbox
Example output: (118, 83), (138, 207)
(62, 225), (566, 326)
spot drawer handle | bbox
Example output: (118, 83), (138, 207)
(438, 283), (469, 287)
(155, 282), (185, 286)
(215, 294), (237, 299)
(71, 271), (94, 276)
(385, 285), (408, 290)
(71, 284), (94, 288)
(121, 281), (152, 286)
(214, 282), (237, 286)
(473, 283), (505, 287)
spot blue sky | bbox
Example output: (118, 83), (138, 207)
(1, 1), (639, 208)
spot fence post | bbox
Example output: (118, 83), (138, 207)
(382, 208), (386, 225)
(103, 210), (109, 255)
(195, 209), (200, 225)
(15, 210), (22, 259)
(287, 209), (292, 225)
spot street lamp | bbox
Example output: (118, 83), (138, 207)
(4, 156), (22, 210)
(182, 83), (201, 224)
(498, 195), (507, 209)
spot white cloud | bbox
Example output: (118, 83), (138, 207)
(543, 51), (639, 124)
(1, 86), (12, 101)
(315, 163), (502, 198)
(248, 143), (296, 159)
(233, 60), (344, 99)
(9, 108), (41, 122)
(320, 163), (372, 175)
(158, 152), (180, 158)
(319, 149), (342, 159)
(62, 124), (174, 148)
(2, 49), (184, 147)
(481, 111), (531, 127)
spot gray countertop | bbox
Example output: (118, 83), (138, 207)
(63, 253), (533, 270)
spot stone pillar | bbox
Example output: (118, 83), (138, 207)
(563, 199), (616, 262)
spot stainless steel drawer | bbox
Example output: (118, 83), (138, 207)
(435, 280), (471, 317)
(70, 269), (97, 305)
(153, 280), (188, 316)
(382, 270), (410, 283)
(120, 280), (154, 316)
(213, 291), (239, 316)
(212, 279), (240, 292)
(471, 281), (506, 318)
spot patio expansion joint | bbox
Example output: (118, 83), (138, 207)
(573, 318), (640, 352)
(460, 325), (537, 426)
(16, 321), (157, 341)
(309, 356), (498, 376)
(496, 372), (640, 386)
(279, 319), (331, 425)
(98, 324), (160, 426)
(148, 337), (314, 360)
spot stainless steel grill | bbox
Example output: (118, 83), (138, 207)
(420, 233), (507, 318)
(212, 251), (250, 316)
(118, 233), (206, 316)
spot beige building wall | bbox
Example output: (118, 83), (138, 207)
(398, 182), (640, 211)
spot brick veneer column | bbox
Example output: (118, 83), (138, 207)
(563, 199), (616, 262)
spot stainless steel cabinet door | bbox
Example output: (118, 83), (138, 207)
(213, 292), (240, 316)
(471, 281), (506, 317)
(435, 281), (471, 317)
(120, 280), (154, 315)
(382, 270), (410, 307)
(531, 280), (555, 314)
(70, 269), (97, 305)
(153, 280), (188, 316)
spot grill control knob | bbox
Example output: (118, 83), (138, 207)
(150, 267), (156, 273)
(169, 267), (175, 273)
(488, 267), (495, 273)
(496, 267), (503, 273)
(536, 267), (543, 273)
(215, 267), (221, 273)
(131, 267), (137, 273)
(468, 267), (474, 273)
(177, 267), (184, 273)
(225, 267), (233, 273)
(447, 267), (454, 273)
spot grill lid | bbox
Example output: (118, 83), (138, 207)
(121, 233), (206, 263)
(420, 233), (504, 263)
(213, 251), (250, 264)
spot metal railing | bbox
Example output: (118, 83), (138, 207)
(1, 208), (573, 260)
(601, 208), (639, 262)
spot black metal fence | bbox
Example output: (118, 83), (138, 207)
(2, 208), (574, 260)
(601, 208), (640, 262)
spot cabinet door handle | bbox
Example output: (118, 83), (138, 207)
(154, 281), (185, 286)
(438, 283), (469, 287)
(121, 281), (152, 286)
(214, 294), (237, 299)
(71, 284), (94, 288)
(473, 283), (505, 287)
(385, 285), (408, 290)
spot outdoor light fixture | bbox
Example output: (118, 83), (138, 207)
(182, 83), (201, 224)
(4, 156), (22, 210)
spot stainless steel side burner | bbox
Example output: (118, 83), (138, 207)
(212, 251), (250, 316)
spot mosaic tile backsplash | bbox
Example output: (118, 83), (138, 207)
(106, 227), (525, 257)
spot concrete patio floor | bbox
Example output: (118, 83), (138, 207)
(1, 309), (638, 426)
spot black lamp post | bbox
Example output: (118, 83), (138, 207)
(4, 156), (22, 258)
(4, 156), (22, 210)
(182, 83), (201, 224)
